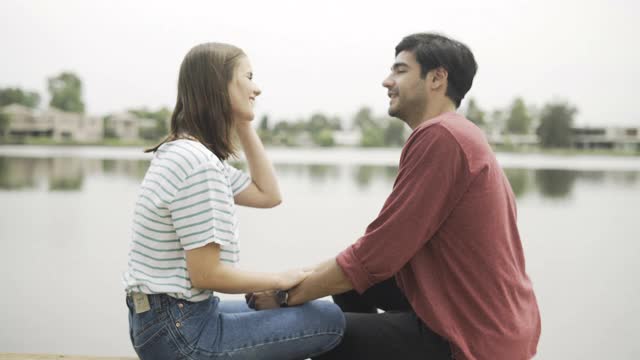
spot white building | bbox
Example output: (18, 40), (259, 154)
(572, 126), (640, 151)
(2, 103), (103, 142)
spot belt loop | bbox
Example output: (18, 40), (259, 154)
(160, 293), (170, 309)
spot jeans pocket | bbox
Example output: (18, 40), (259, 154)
(135, 327), (185, 360)
(173, 299), (217, 348)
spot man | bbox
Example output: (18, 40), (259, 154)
(250, 33), (541, 360)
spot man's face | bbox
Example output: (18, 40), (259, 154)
(382, 50), (428, 122)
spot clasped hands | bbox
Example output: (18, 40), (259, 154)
(245, 267), (312, 310)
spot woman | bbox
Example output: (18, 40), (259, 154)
(123, 43), (345, 359)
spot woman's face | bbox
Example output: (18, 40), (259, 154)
(228, 56), (261, 122)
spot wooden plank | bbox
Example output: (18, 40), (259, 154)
(0, 354), (136, 360)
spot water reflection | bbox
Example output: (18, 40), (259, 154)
(352, 165), (397, 188)
(102, 159), (150, 180)
(503, 169), (529, 198)
(0, 157), (38, 190)
(308, 164), (340, 184)
(49, 158), (84, 191)
(534, 169), (578, 199)
(1, 157), (639, 199)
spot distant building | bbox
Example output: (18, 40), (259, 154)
(2, 104), (52, 137)
(106, 112), (139, 141)
(486, 133), (539, 147)
(2, 103), (103, 142)
(334, 130), (361, 146)
(45, 108), (102, 142)
(572, 126), (640, 151)
(106, 112), (157, 141)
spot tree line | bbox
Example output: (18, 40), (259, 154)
(1, 71), (578, 148)
(465, 97), (577, 148)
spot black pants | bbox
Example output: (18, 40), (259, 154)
(313, 278), (452, 360)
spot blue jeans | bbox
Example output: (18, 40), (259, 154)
(126, 293), (345, 360)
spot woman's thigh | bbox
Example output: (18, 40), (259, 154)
(217, 299), (253, 314)
(210, 300), (345, 360)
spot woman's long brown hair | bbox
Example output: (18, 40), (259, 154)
(146, 43), (245, 160)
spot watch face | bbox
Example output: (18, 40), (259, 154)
(276, 290), (288, 305)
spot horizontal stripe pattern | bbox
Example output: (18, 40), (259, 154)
(123, 139), (250, 301)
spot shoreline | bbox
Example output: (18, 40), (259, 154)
(0, 144), (639, 171)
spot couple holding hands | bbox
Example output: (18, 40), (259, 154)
(124, 32), (540, 360)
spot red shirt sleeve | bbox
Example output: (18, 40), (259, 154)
(337, 123), (474, 293)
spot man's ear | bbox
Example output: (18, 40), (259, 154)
(430, 67), (449, 90)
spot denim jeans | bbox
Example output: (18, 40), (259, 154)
(126, 293), (345, 360)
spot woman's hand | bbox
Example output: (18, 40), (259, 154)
(245, 290), (280, 310)
(233, 120), (282, 208)
(277, 268), (312, 290)
(234, 119), (253, 130)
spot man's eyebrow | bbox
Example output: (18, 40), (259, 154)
(391, 62), (409, 71)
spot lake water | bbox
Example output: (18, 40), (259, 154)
(0, 146), (639, 359)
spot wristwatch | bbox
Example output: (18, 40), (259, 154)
(276, 290), (289, 307)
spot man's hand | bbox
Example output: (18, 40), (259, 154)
(287, 258), (353, 306)
(245, 291), (280, 310)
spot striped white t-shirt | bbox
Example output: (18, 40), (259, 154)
(122, 139), (251, 302)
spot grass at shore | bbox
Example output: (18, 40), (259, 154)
(490, 144), (640, 157)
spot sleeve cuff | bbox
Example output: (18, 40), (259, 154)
(182, 237), (232, 251)
(336, 245), (375, 294)
(232, 176), (251, 195)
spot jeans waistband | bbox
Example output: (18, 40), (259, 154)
(126, 292), (173, 311)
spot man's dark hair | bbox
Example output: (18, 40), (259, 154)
(395, 33), (477, 108)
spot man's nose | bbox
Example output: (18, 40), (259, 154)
(382, 76), (393, 88)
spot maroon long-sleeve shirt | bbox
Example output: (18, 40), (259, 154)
(337, 112), (541, 360)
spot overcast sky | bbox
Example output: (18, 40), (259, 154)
(1, 0), (637, 126)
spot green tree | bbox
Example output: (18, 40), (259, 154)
(506, 98), (532, 134)
(537, 101), (577, 148)
(488, 109), (505, 134)
(272, 120), (299, 146)
(328, 116), (342, 131)
(0, 111), (9, 139)
(354, 107), (383, 147)
(258, 114), (270, 131)
(48, 72), (85, 113)
(129, 107), (171, 140)
(465, 98), (485, 126)
(353, 107), (375, 130)
(0, 88), (41, 108)
(306, 113), (340, 146)
(361, 126), (385, 147)
(313, 129), (335, 147)
(256, 115), (273, 144)
(308, 113), (331, 134)
(383, 119), (406, 146)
